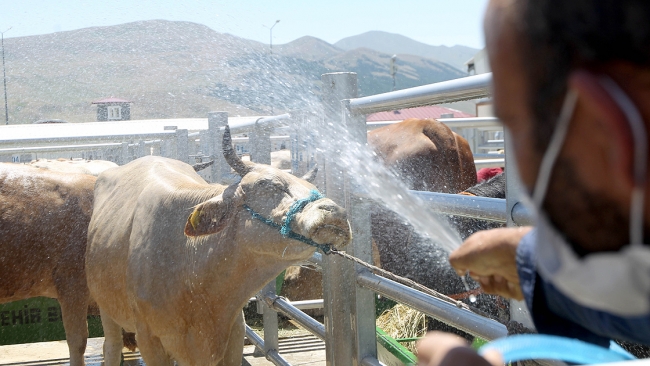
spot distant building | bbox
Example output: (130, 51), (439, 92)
(366, 105), (474, 122)
(465, 48), (490, 75)
(465, 49), (494, 118)
(92, 97), (132, 121)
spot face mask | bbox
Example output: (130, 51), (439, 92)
(529, 77), (650, 316)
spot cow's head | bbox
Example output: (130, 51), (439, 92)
(184, 126), (351, 260)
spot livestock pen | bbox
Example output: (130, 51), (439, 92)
(0, 72), (527, 365)
(244, 72), (534, 366)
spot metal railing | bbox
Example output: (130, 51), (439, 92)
(248, 72), (533, 366)
(349, 73), (492, 114)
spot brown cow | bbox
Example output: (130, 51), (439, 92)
(368, 118), (476, 278)
(367, 118), (476, 192)
(0, 164), (96, 366)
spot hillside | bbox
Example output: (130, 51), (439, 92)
(323, 48), (464, 95)
(2, 20), (467, 124)
(335, 31), (478, 72)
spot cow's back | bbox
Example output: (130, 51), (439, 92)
(29, 159), (118, 177)
(0, 163), (96, 301)
(368, 118), (476, 192)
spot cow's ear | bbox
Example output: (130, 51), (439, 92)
(184, 195), (232, 237)
(184, 184), (242, 237)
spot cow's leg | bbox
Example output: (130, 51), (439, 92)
(135, 323), (174, 366)
(221, 311), (245, 366)
(99, 310), (123, 366)
(58, 296), (89, 366)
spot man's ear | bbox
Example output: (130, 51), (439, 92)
(569, 70), (635, 188)
(184, 185), (241, 237)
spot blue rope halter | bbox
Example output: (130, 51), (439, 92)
(243, 190), (333, 254)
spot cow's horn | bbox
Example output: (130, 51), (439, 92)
(222, 125), (251, 176)
(192, 160), (214, 172)
(300, 165), (318, 183)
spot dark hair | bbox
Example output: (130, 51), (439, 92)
(520, 0), (650, 151)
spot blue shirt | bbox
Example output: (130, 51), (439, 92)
(517, 231), (650, 346)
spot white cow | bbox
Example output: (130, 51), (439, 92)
(86, 126), (350, 366)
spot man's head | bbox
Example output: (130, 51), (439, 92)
(485, 0), (650, 254)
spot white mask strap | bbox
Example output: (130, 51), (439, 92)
(599, 77), (648, 245)
(532, 90), (579, 208)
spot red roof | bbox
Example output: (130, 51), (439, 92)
(366, 105), (474, 121)
(91, 97), (132, 104)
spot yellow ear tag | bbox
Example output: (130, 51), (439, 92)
(189, 209), (202, 230)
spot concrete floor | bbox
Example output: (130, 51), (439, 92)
(0, 335), (325, 366)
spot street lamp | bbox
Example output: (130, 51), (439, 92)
(1, 26), (11, 125)
(265, 20), (280, 54)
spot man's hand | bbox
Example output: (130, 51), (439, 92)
(449, 227), (532, 300)
(416, 332), (502, 366)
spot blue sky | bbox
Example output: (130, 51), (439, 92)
(0, 0), (489, 49)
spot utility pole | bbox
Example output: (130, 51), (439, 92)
(390, 54), (397, 91)
(266, 20), (280, 54)
(1, 27), (11, 125)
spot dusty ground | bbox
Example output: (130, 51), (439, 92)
(0, 317), (325, 366)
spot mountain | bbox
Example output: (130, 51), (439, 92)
(335, 31), (478, 72)
(274, 36), (342, 61)
(323, 48), (464, 95)
(1, 20), (467, 124)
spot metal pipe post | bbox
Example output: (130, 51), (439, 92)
(289, 130), (301, 175)
(199, 130), (208, 160)
(250, 120), (272, 164)
(137, 140), (146, 158)
(207, 112), (228, 183)
(289, 111), (307, 177)
(161, 139), (172, 159)
(320, 72), (358, 365)
(259, 280), (280, 357)
(303, 111), (326, 192)
(342, 98), (378, 365)
(120, 142), (129, 165)
(463, 127), (478, 154)
(175, 129), (189, 164)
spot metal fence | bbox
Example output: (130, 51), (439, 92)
(247, 72), (533, 366)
